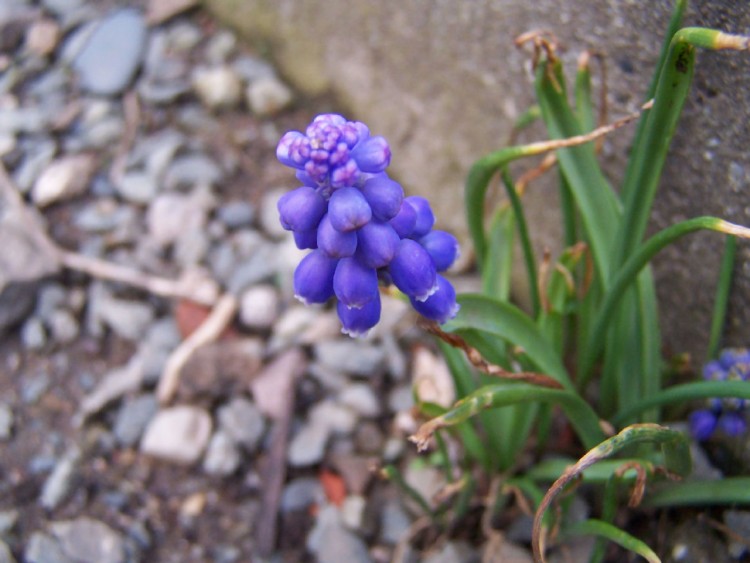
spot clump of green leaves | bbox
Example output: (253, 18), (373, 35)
(405, 1), (750, 560)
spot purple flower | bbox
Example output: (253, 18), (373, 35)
(389, 199), (418, 238)
(338, 296), (381, 337)
(356, 220), (400, 269)
(350, 135), (391, 173)
(277, 113), (461, 337)
(361, 174), (403, 221)
(328, 187), (372, 232)
(690, 409), (718, 442)
(333, 257), (379, 309)
(409, 275), (460, 323)
(278, 186), (327, 232)
(293, 250), (338, 305)
(419, 230), (460, 272)
(389, 239), (437, 301)
(405, 196), (435, 239)
(690, 347), (750, 441)
(318, 214), (357, 258)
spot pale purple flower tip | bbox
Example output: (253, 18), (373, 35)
(361, 174), (404, 221)
(419, 230), (460, 272)
(409, 275), (460, 324)
(405, 196), (435, 239)
(333, 256), (379, 309)
(389, 199), (418, 238)
(337, 296), (381, 338)
(276, 131), (306, 168)
(293, 250), (338, 305)
(330, 159), (360, 188)
(277, 186), (327, 232)
(318, 213), (357, 258)
(389, 238), (437, 301)
(689, 409), (718, 441)
(703, 359), (724, 380)
(328, 187), (372, 232)
(356, 220), (400, 269)
(351, 135), (391, 173)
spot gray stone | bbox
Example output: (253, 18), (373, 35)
(21, 373), (50, 404)
(0, 404), (13, 441)
(73, 9), (146, 96)
(314, 340), (385, 377)
(340, 495), (367, 531)
(203, 0), (750, 360)
(217, 200), (255, 229)
(202, 431), (241, 476)
(339, 384), (381, 418)
(231, 55), (275, 83)
(226, 243), (278, 293)
(204, 30), (237, 63)
(140, 405), (212, 465)
(74, 199), (136, 233)
(245, 76), (292, 116)
(423, 541), (479, 563)
(95, 294), (154, 341)
(20, 316), (46, 350)
(259, 188), (289, 239)
(307, 505), (372, 563)
(50, 517), (125, 563)
(380, 501), (411, 545)
(173, 229), (210, 267)
(164, 153), (223, 189)
(0, 539), (13, 563)
(39, 446), (81, 511)
(724, 510), (750, 558)
(147, 191), (210, 246)
(280, 477), (324, 512)
(238, 284), (279, 330)
(288, 420), (329, 467)
(47, 309), (79, 344)
(116, 171), (158, 204)
(25, 531), (71, 563)
(113, 394), (158, 446)
(217, 397), (265, 451)
(0, 107), (51, 136)
(0, 509), (18, 536)
(0, 283), (39, 335)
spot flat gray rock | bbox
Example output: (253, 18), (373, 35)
(50, 517), (126, 563)
(72, 9), (146, 95)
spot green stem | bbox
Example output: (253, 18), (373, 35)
(500, 166), (540, 317)
(707, 235), (737, 360)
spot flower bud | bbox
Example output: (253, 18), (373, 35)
(351, 135), (391, 173)
(318, 214), (357, 258)
(389, 199), (418, 238)
(405, 196), (435, 239)
(293, 250), (338, 305)
(409, 275), (459, 323)
(419, 230), (459, 272)
(328, 187), (372, 232)
(689, 409), (718, 441)
(357, 220), (400, 268)
(278, 186), (326, 232)
(361, 174), (404, 221)
(334, 257), (379, 309)
(293, 228), (318, 250)
(337, 296), (381, 338)
(389, 239), (437, 301)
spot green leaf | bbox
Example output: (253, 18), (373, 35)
(445, 293), (573, 389)
(410, 381), (605, 452)
(562, 519), (660, 563)
(645, 477), (750, 507)
(481, 207), (515, 300)
(612, 380), (750, 426)
(535, 57), (621, 284)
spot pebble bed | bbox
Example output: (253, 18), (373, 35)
(0, 0), (486, 561)
(1, 1), (749, 562)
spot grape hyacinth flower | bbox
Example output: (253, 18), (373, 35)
(689, 348), (750, 441)
(276, 113), (460, 336)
